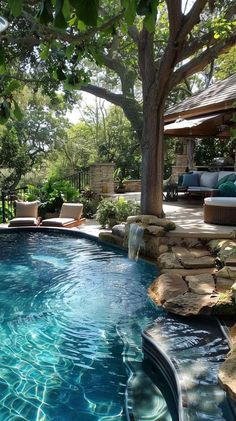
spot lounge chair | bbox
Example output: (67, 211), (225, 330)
(8, 201), (40, 227)
(41, 203), (85, 228)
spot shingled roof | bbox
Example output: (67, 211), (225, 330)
(165, 73), (236, 123)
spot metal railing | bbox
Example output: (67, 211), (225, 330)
(62, 170), (90, 191)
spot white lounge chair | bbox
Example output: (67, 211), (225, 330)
(8, 201), (40, 227)
(41, 203), (85, 228)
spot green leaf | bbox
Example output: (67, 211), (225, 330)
(124, 0), (137, 25)
(13, 100), (24, 121)
(143, 12), (156, 32)
(40, 43), (50, 59)
(4, 80), (21, 94)
(7, 0), (22, 17)
(69, 0), (98, 27)
(77, 20), (87, 31)
(62, 0), (71, 20)
(54, 0), (67, 28)
(66, 44), (75, 59)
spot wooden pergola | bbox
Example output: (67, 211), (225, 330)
(164, 74), (236, 138)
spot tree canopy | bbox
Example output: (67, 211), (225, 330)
(1, 0), (235, 215)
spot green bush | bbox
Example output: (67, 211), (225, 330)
(79, 188), (100, 218)
(96, 197), (140, 228)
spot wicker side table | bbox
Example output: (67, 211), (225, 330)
(204, 197), (236, 225)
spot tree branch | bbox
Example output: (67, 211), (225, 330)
(166, 0), (182, 38)
(178, 0), (208, 42)
(170, 32), (236, 88)
(80, 84), (143, 142)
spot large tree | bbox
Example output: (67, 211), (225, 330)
(1, 0), (235, 215)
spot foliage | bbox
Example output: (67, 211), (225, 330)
(96, 197), (140, 228)
(194, 137), (235, 166)
(0, 101), (68, 189)
(79, 188), (100, 218)
(1, 0), (236, 216)
(26, 178), (80, 218)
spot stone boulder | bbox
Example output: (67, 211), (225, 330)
(215, 277), (236, 292)
(126, 215), (159, 225)
(180, 256), (215, 269)
(112, 224), (126, 238)
(148, 274), (188, 305)
(157, 252), (183, 269)
(164, 292), (219, 316)
(219, 349), (236, 402)
(186, 274), (215, 295)
(144, 225), (165, 236)
(216, 266), (236, 280)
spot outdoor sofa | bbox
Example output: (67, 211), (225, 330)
(178, 170), (236, 197)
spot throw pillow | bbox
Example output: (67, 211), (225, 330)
(182, 172), (200, 187)
(219, 181), (236, 197)
(199, 172), (218, 188)
(217, 173), (236, 188)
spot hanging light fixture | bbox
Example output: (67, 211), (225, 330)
(0, 16), (8, 33)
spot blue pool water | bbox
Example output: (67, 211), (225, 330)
(0, 231), (161, 421)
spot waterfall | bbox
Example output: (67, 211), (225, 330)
(128, 223), (144, 261)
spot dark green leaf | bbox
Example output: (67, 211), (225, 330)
(69, 0), (99, 27)
(0, 47), (5, 66)
(1, 100), (11, 119)
(137, 0), (150, 15)
(7, 0), (22, 17)
(13, 100), (24, 121)
(56, 67), (67, 80)
(54, 0), (67, 28)
(37, 0), (53, 25)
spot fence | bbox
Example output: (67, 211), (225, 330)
(63, 170), (90, 191)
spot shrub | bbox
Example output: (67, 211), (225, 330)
(79, 188), (100, 218)
(96, 197), (140, 228)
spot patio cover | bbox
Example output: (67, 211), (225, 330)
(164, 74), (236, 138)
(164, 112), (234, 137)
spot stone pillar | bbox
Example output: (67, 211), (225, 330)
(172, 138), (195, 175)
(89, 163), (115, 194)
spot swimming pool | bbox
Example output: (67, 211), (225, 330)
(0, 230), (234, 421)
(0, 231), (164, 421)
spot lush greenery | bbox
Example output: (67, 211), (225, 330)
(1, 0), (235, 216)
(96, 197), (140, 228)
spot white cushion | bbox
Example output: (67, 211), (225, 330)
(200, 172), (218, 188)
(15, 201), (40, 218)
(41, 218), (75, 227)
(9, 217), (39, 226)
(204, 197), (236, 207)
(59, 203), (83, 220)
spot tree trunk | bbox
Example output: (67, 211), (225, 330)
(141, 97), (165, 217)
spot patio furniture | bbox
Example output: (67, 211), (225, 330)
(41, 203), (85, 228)
(8, 201), (40, 227)
(178, 170), (236, 198)
(203, 197), (236, 225)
